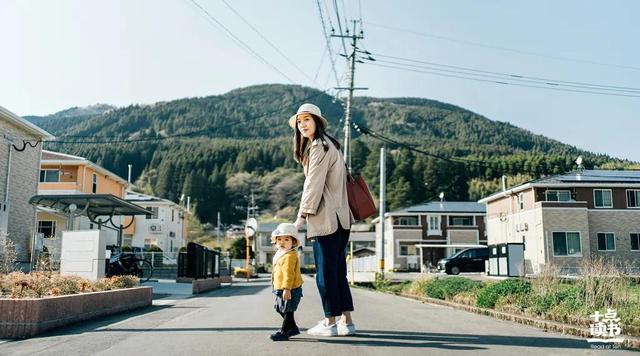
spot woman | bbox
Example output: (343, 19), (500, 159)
(289, 103), (356, 337)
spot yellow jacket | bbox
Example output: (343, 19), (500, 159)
(272, 250), (303, 290)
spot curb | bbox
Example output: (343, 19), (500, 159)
(396, 292), (640, 350)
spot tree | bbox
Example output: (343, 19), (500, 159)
(228, 237), (254, 259)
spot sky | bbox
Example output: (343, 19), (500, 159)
(1, 0), (639, 161)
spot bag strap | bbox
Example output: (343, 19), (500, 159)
(344, 162), (354, 182)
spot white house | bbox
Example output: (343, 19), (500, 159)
(124, 191), (189, 252)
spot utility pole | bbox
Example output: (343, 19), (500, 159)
(379, 147), (386, 277)
(332, 20), (373, 172)
(216, 211), (221, 248)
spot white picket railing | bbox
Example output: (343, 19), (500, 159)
(347, 255), (377, 283)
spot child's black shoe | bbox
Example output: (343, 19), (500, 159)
(270, 331), (289, 341)
(285, 326), (300, 337)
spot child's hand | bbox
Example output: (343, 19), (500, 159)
(283, 289), (292, 300)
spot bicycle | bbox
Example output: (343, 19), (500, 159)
(107, 249), (154, 283)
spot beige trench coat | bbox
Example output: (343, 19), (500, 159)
(298, 138), (352, 238)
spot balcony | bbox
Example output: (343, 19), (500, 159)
(536, 201), (588, 209)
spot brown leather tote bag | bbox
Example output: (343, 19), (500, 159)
(346, 173), (377, 221)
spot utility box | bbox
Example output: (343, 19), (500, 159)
(60, 230), (107, 281)
(488, 243), (525, 277)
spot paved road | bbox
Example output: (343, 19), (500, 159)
(0, 276), (632, 355)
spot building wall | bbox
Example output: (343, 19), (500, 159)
(0, 120), (41, 262)
(541, 207), (591, 270)
(129, 204), (185, 252)
(587, 210), (640, 266)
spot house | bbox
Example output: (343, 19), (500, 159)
(374, 201), (487, 271)
(0, 106), (54, 266)
(479, 170), (640, 275)
(124, 191), (189, 253)
(36, 150), (129, 246)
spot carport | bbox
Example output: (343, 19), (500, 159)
(29, 193), (152, 247)
(414, 243), (487, 273)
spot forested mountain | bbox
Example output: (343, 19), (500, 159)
(27, 84), (633, 225)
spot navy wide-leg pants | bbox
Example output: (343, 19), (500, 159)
(313, 222), (354, 317)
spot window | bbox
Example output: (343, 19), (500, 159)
(92, 173), (98, 193)
(552, 232), (581, 256)
(37, 221), (56, 238)
(399, 243), (417, 256)
(428, 216), (440, 230)
(545, 190), (572, 202)
(145, 207), (159, 219)
(394, 217), (419, 226)
(171, 209), (175, 222)
(143, 239), (157, 249)
(627, 190), (640, 208)
(448, 216), (474, 226)
(517, 193), (524, 210)
(594, 189), (612, 208)
(630, 233), (639, 251)
(597, 233), (616, 251)
(39, 169), (60, 183)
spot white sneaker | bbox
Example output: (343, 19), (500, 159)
(337, 320), (356, 336)
(306, 320), (338, 336)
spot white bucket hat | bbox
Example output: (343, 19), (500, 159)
(288, 103), (329, 130)
(270, 223), (299, 244)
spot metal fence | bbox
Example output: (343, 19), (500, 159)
(177, 242), (220, 279)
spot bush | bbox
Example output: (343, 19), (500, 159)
(451, 290), (479, 306)
(423, 277), (484, 300)
(404, 276), (435, 295)
(476, 278), (532, 308)
(373, 273), (391, 291)
(0, 272), (139, 298)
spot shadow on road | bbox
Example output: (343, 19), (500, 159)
(292, 329), (590, 350)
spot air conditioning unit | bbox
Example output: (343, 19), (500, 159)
(148, 224), (162, 234)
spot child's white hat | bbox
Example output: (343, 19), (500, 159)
(270, 223), (299, 244)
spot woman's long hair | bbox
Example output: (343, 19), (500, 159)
(293, 114), (341, 165)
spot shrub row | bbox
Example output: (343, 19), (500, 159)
(0, 272), (139, 299)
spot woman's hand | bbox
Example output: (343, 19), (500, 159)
(283, 289), (292, 300)
(294, 215), (306, 230)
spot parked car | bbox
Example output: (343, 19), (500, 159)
(437, 247), (489, 275)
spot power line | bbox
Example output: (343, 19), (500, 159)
(364, 21), (640, 72)
(366, 62), (640, 98)
(353, 122), (484, 167)
(332, 0), (348, 56)
(220, 0), (314, 84)
(371, 53), (640, 93)
(315, 0), (341, 86)
(187, 0), (295, 83)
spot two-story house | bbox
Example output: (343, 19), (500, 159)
(124, 191), (189, 253)
(36, 150), (129, 246)
(374, 201), (487, 271)
(479, 170), (640, 275)
(0, 106), (54, 266)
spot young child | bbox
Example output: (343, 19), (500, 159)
(270, 223), (303, 341)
